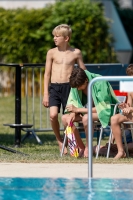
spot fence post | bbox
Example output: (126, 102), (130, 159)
(15, 65), (21, 146)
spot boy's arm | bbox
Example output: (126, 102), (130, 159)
(127, 92), (133, 107)
(121, 92), (133, 115)
(122, 106), (133, 115)
(66, 105), (97, 113)
(118, 93), (133, 110)
(43, 50), (53, 107)
(76, 49), (86, 70)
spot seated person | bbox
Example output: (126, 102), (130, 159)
(62, 68), (119, 157)
(111, 64), (133, 159)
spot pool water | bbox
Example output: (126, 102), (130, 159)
(0, 178), (133, 200)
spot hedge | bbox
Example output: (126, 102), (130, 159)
(0, 0), (117, 63)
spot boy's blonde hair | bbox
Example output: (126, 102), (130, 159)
(52, 24), (72, 39)
(126, 64), (133, 75)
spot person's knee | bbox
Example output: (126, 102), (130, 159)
(111, 115), (119, 125)
(62, 114), (68, 126)
(50, 113), (58, 122)
(82, 115), (88, 127)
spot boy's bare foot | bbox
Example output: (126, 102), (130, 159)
(114, 151), (126, 159)
(84, 147), (88, 158)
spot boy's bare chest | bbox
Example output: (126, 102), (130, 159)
(53, 52), (77, 65)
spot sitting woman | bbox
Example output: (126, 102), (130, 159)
(62, 68), (118, 157)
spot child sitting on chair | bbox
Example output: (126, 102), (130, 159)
(111, 64), (133, 159)
(62, 67), (118, 157)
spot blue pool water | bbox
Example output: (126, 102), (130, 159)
(0, 178), (133, 200)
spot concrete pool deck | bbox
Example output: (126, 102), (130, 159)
(0, 163), (132, 178)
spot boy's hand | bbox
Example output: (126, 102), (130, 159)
(42, 94), (49, 107)
(67, 113), (76, 125)
(118, 102), (130, 110)
(65, 113), (76, 125)
(118, 102), (126, 109)
(122, 107), (132, 115)
(66, 104), (78, 113)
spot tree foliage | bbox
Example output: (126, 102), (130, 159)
(0, 0), (117, 63)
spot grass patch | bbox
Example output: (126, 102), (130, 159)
(0, 96), (133, 163)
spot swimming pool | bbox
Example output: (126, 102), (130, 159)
(0, 178), (132, 200)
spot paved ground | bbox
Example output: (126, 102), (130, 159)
(0, 163), (133, 178)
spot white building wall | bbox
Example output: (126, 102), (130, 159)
(119, 0), (133, 8)
(0, 0), (55, 9)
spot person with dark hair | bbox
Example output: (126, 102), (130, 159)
(126, 63), (133, 75)
(62, 68), (118, 157)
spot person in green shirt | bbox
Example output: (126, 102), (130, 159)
(62, 67), (118, 157)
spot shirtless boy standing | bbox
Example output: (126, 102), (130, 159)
(42, 24), (86, 153)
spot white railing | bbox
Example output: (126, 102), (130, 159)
(88, 76), (133, 178)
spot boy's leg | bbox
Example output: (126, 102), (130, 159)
(111, 113), (128, 159)
(72, 125), (85, 154)
(62, 114), (85, 155)
(82, 114), (88, 157)
(50, 106), (67, 154)
(82, 112), (99, 157)
(49, 83), (68, 153)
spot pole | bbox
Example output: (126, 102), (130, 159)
(15, 66), (21, 146)
(88, 76), (133, 178)
(88, 81), (93, 178)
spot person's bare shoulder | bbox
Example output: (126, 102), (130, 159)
(68, 47), (81, 53)
(128, 92), (133, 98)
(69, 47), (86, 70)
(128, 92), (133, 96)
(47, 47), (57, 56)
(72, 48), (83, 59)
(73, 48), (82, 54)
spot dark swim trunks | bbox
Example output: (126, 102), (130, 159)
(49, 82), (71, 113)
